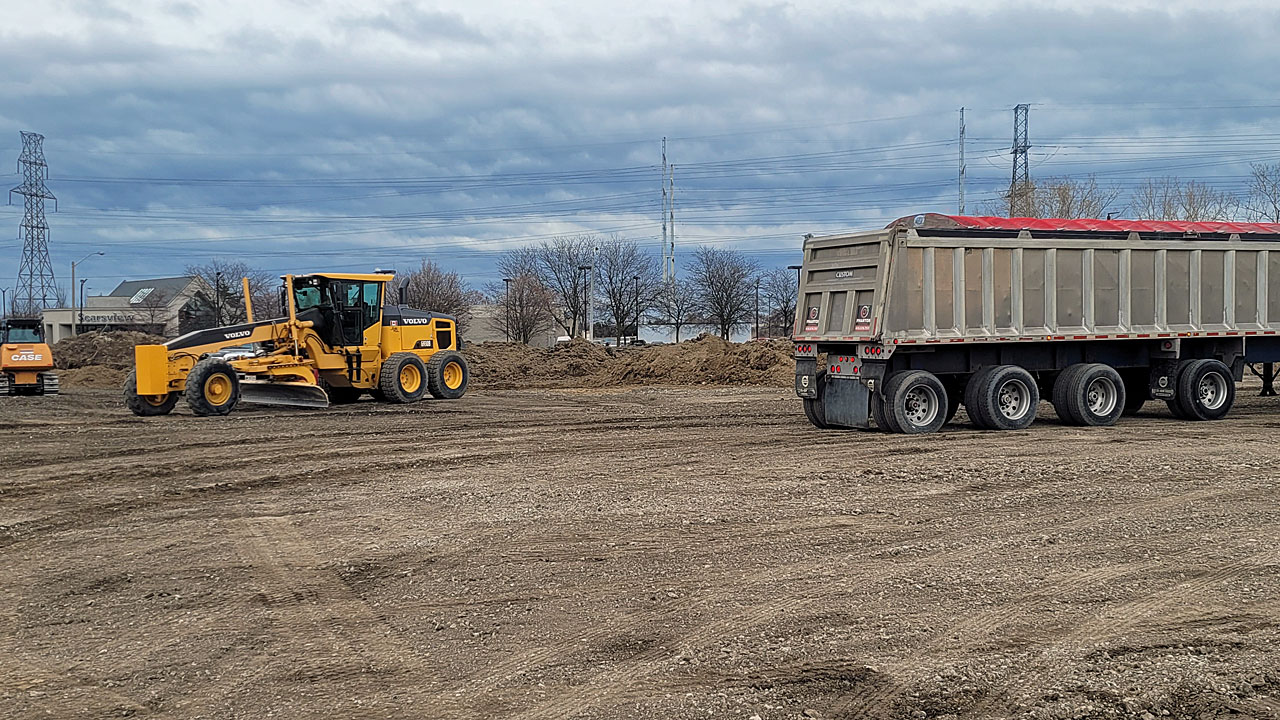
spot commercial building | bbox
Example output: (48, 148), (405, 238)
(41, 276), (215, 343)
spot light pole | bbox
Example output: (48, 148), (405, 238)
(633, 275), (641, 343)
(79, 279), (87, 328)
(577, 264), (592, 339)
(70, 251), (104, 336)
(754, 278), (761, 340)
(502, 277), (513, 342)
(214, 271), (223, 326)
(1, 287), (7, 320)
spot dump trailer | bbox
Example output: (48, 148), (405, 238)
(1, 317), (58, 396)
(793, 213), (1280, 433)
(125, 271), (469, 417)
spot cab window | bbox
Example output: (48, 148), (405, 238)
(6, 327), (41, 342)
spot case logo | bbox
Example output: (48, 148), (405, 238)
(10, 352), (42, 362)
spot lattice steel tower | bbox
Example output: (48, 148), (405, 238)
(10, 131), (58, 317)
(1009, 104), (1031, 217)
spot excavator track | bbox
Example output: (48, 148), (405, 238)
(40, 372), (59, 396)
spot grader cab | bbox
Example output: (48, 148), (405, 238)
(125, 272), (469, 417)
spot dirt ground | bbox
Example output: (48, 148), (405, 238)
(1, 385), (1278, 720)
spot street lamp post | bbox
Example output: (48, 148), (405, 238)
(577, 264), (592, 339)
(70, 251), (104, 336)
(1, 287), (7, 320)
(633, 275), (640, 343)
(754, 278), (761, 340)
(79, 279), (87, 328)
(502, 277), (513, 342)
(214, 271), (223, 326)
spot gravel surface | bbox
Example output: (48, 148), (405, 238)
(1, 386), (1277, 719)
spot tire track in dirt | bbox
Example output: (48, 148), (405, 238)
(452, 484), (1240, 719)
(188, 513), (467, 719)
(962, 543), (1280, 718)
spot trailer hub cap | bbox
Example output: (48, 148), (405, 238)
(1086, 377), (1118, 416)
(1198, 372), (1228, 410)
(903, 385), (940, 427)
(997, 379), (1032, 420)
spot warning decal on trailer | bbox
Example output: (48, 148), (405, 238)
(803, 306), (819, 332)
(853, 304), (872, 332)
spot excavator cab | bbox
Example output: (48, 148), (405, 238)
(2, 318), (44, 344)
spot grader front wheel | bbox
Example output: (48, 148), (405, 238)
(185, 358), (241, 416)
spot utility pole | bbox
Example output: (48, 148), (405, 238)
(577, 264), (591, 340)
(958, 107), (966, 214)
(1010, 103), (1031, 217)
(660, 139), (676, 283)
(502, 277), (512, 342)
(633, 275), (640, 342)
(214, 271), (223, 326)
(754, 278), (760, 340)
(10, 131), (58, 318)
(78, 278), (87, 328)
(1, 287), (8, 319)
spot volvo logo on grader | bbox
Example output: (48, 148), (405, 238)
(223, 330), (252, 340)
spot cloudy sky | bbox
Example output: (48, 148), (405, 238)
(2, 0), (1279, 298)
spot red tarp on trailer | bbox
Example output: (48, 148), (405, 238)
(889, 213), (1280, 235)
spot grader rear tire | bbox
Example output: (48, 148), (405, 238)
(123, 369), (178, 416)
(184, 359), (240, 417)
(379, 353), (428, 403)
(426, 351), (469, 400)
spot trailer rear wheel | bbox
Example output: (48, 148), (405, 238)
(1053, 363), (1126, 426)
(882, 370), (948, 434)
(1173, 359), (1234, 421)
(1165, 360), (1196, 419)
(802, 368), (830, 429)
(966, 365), (1039, 430)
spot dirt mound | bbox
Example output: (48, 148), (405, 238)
(53, 331), (165, 370)
(57, 365), (128, 389)
(465, 335), (795, 389)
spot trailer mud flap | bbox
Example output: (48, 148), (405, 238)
(795, 358), (818, 399)
(823, 377), (871, 429)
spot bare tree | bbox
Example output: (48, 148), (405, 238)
(650, 279), (697, 342)
(487, 274), (553, 344)
(593, 235), (661, 346)
(1246, 162), (1280, 222)
(759, 267), (799, 338)
(983, 175), (1122, 219)
(1129, 177), (1239, 221)
(536, 236), (596, 338)
(394, 260), (482, 333)
(689, 246), (758, 340)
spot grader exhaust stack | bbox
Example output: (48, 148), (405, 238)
(125, 271), (470, 417)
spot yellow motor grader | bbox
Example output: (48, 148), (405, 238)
(125, 271), (469, 417)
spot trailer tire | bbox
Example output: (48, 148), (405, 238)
(967, 365), (1039, 430)
(1165, 360), (1196, 419)
(379, 352), (428, 404)
(1053, 363), (1126, 426)
(871, 388), (900, 433)
(882, 370), (948, 434)
(1173, 358), (1234, 421)
(802, 369), (830, 429)
(184, 358), (240, 416)
(123, 370), (178, 416)
(963, 367), (996, 428)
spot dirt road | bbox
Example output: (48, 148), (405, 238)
(1, 387), (1278, 719)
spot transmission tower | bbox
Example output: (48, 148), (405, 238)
(958, 107), (966, 214)
(10, 131), (57, 317)
(660, 138), (676, 282)
(1009, 104), (1031, 217)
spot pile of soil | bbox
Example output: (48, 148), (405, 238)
(52, 331), (164, 388)
(53, 331), (165, 371)
(465, 335), (795, 389)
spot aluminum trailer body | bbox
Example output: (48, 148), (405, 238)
(793, 213), (1280, 433)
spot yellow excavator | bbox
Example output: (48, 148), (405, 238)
(125, 271), (469, 416)
(1, 317), (59, 396)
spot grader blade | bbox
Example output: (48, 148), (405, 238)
(238, 380), (330, 409)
